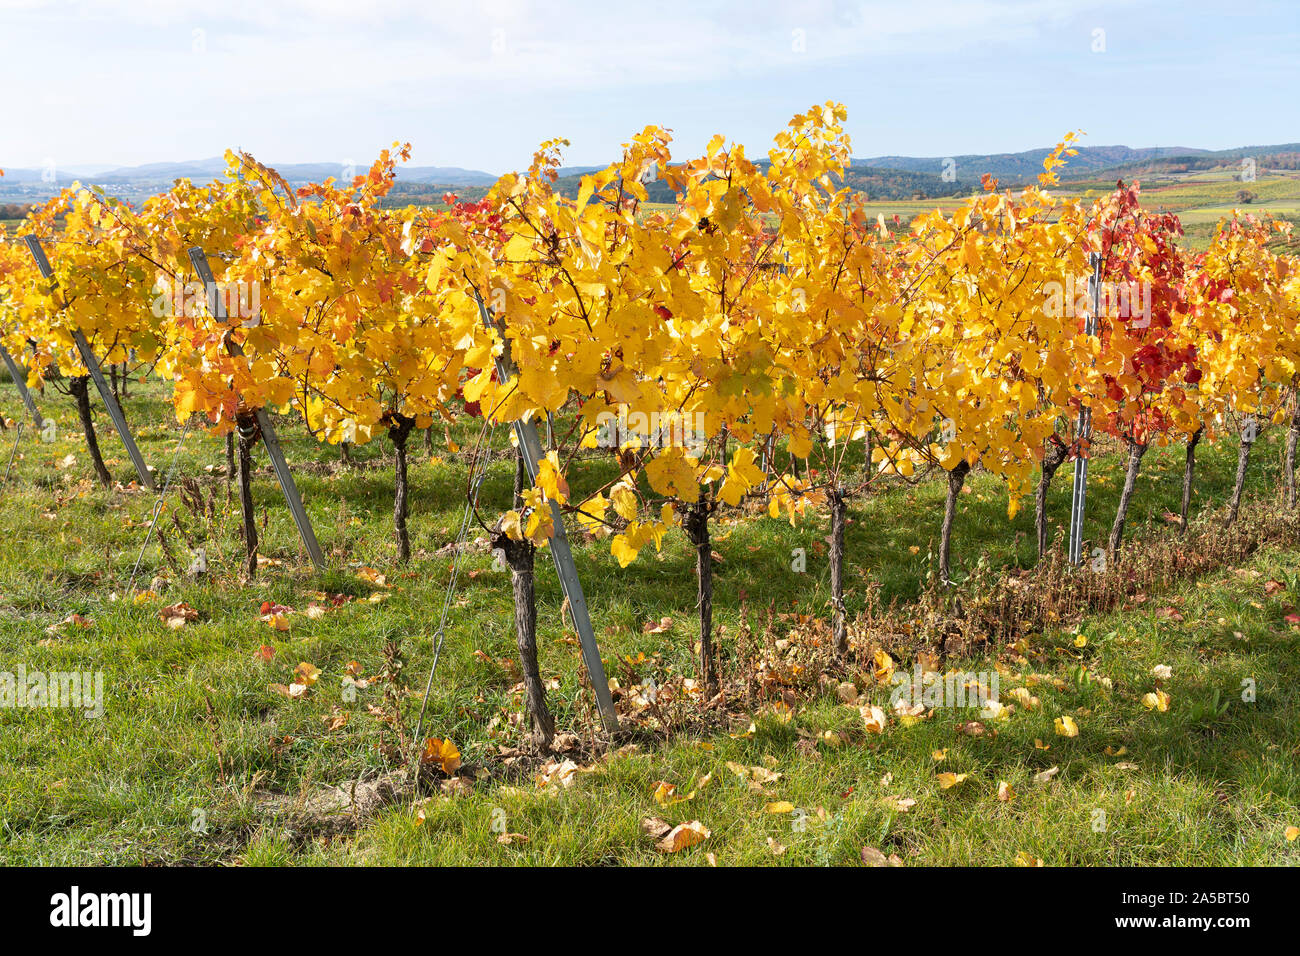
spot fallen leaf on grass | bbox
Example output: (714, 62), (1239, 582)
(357, 566), (389, 587)
(259, 601), (294, 630)
(997, 781), (1016, 802)
(860, 705), (888, 733)
(293, 662), (321, 686)
(1032, 766), (1060, 784)
(937, 772), (969, 790)
(652, 781), (694, 806)
(980, 699), (1010, 720)
(860, 846), (904, 867)
(1054, 715), (1079, 737)
(536, 759), (582, 789)
(159, 603), (198, 629)
(646, 819), (709, 853)
(413, 798), (435, 824)
(421, 737), (461, 774)
(873, 650), (895, 685)
(1141, 689), (1171, 712)
(1009, 687), (1040, 710)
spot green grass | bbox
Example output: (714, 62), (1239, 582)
(1, 377), (1298, 865)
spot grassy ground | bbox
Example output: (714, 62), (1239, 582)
(0, 377), (1297, 865)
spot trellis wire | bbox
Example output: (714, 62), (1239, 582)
(125, 416), (194, 595)
(409, 416), (498, 778)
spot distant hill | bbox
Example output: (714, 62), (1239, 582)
(4, 143), (1298, 206)
(0, 158), (497, 188)
(856, 143), (1300, 189)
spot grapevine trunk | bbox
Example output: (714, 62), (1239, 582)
(70, 375), (112, 487)
(1108, 440), (1149, 556)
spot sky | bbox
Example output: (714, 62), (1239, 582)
(1, 0), (1296, 174)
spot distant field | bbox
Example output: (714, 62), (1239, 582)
(848, 168), (1300, 250)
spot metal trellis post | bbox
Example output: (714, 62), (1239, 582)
(24, 236), (156, 491)
(1068, 252), (1103, 565)
(0, 346), (43, 429)
(187, 246), (325, 571)
(473, 288), (619, 733)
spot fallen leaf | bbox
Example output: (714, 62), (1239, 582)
(159, 603), (198, 629)
(1141, 689), (1171, 712)
(859, 705), (888, 733)
(937, 772), (969, 790)
(1054, 715), (1079, 738)
(357, 566), (389, 587)
(655, 820), (710, 853)
(422, 737), (462, 774)
(860, 846), (905, 867)
(293, 662), (321, 686)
